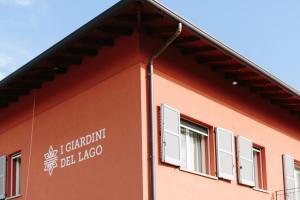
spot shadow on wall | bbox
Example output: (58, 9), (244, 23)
(149, 42), (300, 142)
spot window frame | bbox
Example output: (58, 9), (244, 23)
(7, 152), (21, 198)
(294, 163), (300, 198)
(252, 144), (267, 191)
(253, 147), (263, 189)
(179, 118), (211, 175)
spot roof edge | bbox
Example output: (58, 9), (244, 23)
(144, 0), (300, 98)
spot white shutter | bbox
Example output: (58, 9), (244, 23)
(216, 127), (235, 180)
(161, 104), (181, 166)
(237, 135), (255, 186)
(0, 156), (6, 200)
(283, 154), (295, 200)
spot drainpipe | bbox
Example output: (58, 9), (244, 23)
(148, 22), (182, 200)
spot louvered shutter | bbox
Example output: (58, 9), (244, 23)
(216, 127), (235, 180)
(0, 156), (6, 200)
(161, 104), (181, 166)
(237, 136), (255, 186)
(283, 154), (295, 200)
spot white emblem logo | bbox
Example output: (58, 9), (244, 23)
(44, 145), (58, 176)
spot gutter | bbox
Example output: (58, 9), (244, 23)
(148, 22), (182, 200)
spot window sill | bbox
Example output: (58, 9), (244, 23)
(5, 194), (22, 200)
(253, 187), (270, 194)
(179, 167), (218, 180)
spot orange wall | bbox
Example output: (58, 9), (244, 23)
(0, 30), (300, 200)
(139, 34), (300, 200)
(0, 33), (146, 200)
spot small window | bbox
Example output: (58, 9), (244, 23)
(295, 165), (300, 200)
(180, 119), (209, 174)
(253, 146), (266, 190)
(8, 152), (21, 197)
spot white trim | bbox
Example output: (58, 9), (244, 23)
(253, 147), (261, 153)
(5, 194), (21, 200)
(253, 187), (270, 194)
(10, 153), (21, 197)
(11, 154), (21, 160)
(179, 167), (218, 180)
(180, 124), (208, 136)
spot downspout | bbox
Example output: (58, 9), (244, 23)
(148, 22), (182, 200)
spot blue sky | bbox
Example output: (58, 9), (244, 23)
(0, 0), (300, 91)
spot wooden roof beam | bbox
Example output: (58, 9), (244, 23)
(62, 47), (98, 56)
(98, 25), (133, 35)
(78, 37), (115, 46)
(271, 99), (300, 104)
(143, 24), (179, 34)
(0, 89), (30, 96)
(181, 46), (216, 55)
(250, 86), (282, 93)
(197, 55), (231, 64)
(261, 93), (293, 99)
(238, 79), (271, 86)
(31, 66), (68, 74)
(290, 110), (300, 115)
(114, 13), (163, 22)
(212, 64), (246, 72)
(225, 71), (259, 79)
(22, 74), (55, 81)
(281, 105), (300, 110)
(49, 56), (82, 65)
(9, 80), (43, 89)
(0, 95), (19, 102)
(0, 102), (8, 108)
(174, 36), (199, 45)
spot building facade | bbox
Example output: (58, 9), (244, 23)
(0, 1), (299, 200)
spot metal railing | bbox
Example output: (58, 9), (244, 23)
(273, 188), (300, 200)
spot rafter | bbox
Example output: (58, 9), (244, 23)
(238, 79), (271, 86)
(78, 37), (115, 46)
(212, 64), (245, 72)
(197, 55), (231, 64)
(98, 25), (133, 35)
(0, 88), (30, 96)
(281, 105), (300, 110)
(49, 56), (82, 65)
(22, 74), (55, 81)
(250, 86), (282, 93)
(225, 71), (259, 79)
(62, 47), (98, 56)
(181, 46), (215, 55)
(114, 13), (163, 23)
(143, 24), (179, 34)
(271, 99), (300, 104)
(174, 36), (199, 45)
(261, 93), (293, 99)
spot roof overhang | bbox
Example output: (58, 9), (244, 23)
(1, 0), (300, 119)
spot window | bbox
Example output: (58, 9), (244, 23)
(8, 152), (21, 197)
(160, 104), (218, 177)
(295, 165), (300, 200)
(253, 147), (264, 189)
(237, 136), (267, 189)
(180, 119), (208, 174)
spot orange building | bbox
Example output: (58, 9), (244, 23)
(0, 1), (299, 200)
